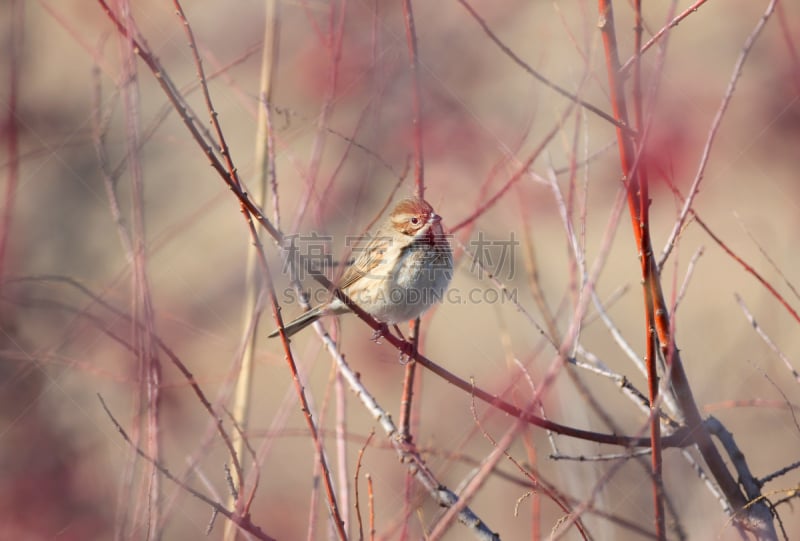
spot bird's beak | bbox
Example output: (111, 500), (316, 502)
(429, 213), (441, 224)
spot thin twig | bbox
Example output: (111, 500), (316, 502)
(398, 319), (421, 442)
(428, 409), (519, 540)
(450, 104), (574, 233)
(335, 369), (351, 532)
(456, 0), (635, 135)
(759, 460), (800, 487)
(173, 0), (260, 513)
(354, 431), (375, 541)
(735, 213), (800, 303)
(95, 0), (282, 243)
(367, 474), (375, 541)
(18, 275), (250, 512)
(292, 0), (348, 233)
(734, 294), (800, 383)
(223, 3), (281, 537)
(672, 195), (800, 326)
(312, 320), (501, 540)
(98, 395), (276, 541)
(401, 0), (425, 197)
(439, 387), (593, 541)
(658, 0), (779, 268)
(619, 0), (712, 75)
(267, 284), (347, 535)
(674, 247), (704, 313)
(114, 2), (164, 535)
(545, 165), (631, 438)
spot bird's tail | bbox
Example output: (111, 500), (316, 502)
(268, 305), (325, 338)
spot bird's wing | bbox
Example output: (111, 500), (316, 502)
(338, 238), (387, 291)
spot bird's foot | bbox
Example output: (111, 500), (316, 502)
(371, 324), (389, 343)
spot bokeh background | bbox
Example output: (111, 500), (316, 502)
(1, 0), (799, 539)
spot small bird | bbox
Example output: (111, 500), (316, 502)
(269, 197), (453, 338)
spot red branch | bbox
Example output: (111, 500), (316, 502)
(596, 2), (782, 539)
(596, 2), (664, 536)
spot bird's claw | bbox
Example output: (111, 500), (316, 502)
(398, 341), (415, 364)
(370, 324), (415, 363)
(371, 324), (389, 343)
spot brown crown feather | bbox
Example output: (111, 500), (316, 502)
(390, 197), (434, 236)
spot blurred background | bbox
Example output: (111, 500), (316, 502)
(1, 0), (799, 539)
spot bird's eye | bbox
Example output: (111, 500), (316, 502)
(410, 217), (420, 225)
